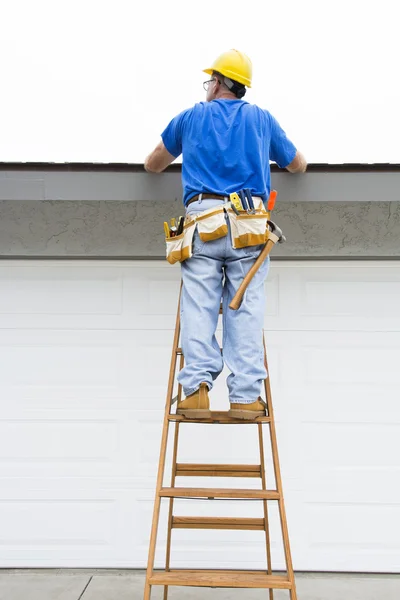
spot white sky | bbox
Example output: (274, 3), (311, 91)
(1, 0), (399, 164)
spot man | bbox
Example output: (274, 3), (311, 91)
(145, 49), (306, 420)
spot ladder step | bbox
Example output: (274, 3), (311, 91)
(159, 487), (280, 499)
(176, 463), (261, 478)
(172, 517), (265, 530)
(169, 411), (271, 424)
(149, 570), (292, 589)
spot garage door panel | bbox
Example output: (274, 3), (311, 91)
(275, 331), (399, 393)
(305, 346), (400, 385)
(0, 410), (164, 480)
(304, 504), (400, 571)
(304, 466), (400, 504)
(0, 344), (122, 387)
(303, 280), (400, 317)
(300, 390), (399, 424)
(262, 333), (400, 416)
(302, 423), (400, 467)
(0, 498), (113, 544)
(0, 492), (141, 567)
(0, 266), (123, 316)
(0, 421), (123, 479)
(298, 266), (400, 315)
(0, 419), (118, 460)
(272, 264), (400, 331)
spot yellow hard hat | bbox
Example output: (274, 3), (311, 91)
(203, 49), (252, 88)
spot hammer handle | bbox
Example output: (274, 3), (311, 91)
(229, 239), (275, 310)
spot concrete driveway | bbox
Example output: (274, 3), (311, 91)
(0, 570), (399, 600)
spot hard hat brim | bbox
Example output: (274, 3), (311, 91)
(203, 67), (251, 88)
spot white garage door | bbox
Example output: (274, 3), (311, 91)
(0, 260), (399, 572)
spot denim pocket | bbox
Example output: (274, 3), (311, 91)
(243, 243), (264, 255)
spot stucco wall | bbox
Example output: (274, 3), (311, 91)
(0, 199), (399, 258)
(0, 166), (399, 258)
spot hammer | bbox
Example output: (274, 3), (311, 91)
(229, 220), (286, 310)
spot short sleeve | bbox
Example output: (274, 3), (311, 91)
(161, 109), (190, 158)
(268, 112), (297, 169)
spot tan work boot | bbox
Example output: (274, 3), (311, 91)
(228, 397), (267, 420)
(177, 383), (211, 419)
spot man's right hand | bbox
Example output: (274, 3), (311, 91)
(286, 151), (307, 173)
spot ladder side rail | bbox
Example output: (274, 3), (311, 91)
(258, 422), (274, 600)
(263, 334), (297, 599)
(144, 287), (182, 600)
(163, 420), (181, 600)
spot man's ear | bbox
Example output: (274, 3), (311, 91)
(212, 78), (220, 95)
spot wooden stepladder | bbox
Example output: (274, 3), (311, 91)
(144, 289), (298, 599)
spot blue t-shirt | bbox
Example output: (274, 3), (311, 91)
(161, 99), (297, 206)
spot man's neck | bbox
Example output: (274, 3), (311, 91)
(215, 91), (237, 100)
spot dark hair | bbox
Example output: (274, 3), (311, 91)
(213, 71), (247, 99)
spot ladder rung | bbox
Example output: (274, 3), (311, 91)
(176, 463), (261, 478)
(172, 517), (265, 530)
(169, 411), (271, 424)
(149, 570), (292, 589)
(159, 487), (280, 499)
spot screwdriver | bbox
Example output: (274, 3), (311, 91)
(176, 216), (184, 236)
(170, 218), (177, 237)
(267, 190), (278, 211)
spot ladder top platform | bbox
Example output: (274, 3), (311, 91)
(169, 411), (271, 424)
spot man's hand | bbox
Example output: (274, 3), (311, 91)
(144, 141), (176, 173)
(286, 151), (307, 173)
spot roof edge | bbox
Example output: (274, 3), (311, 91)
(0, 162), (400, 173)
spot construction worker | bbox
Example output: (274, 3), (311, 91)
(145, 49), (307, 420)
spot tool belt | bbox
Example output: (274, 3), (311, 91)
(186, 193), (228, 207)
(165, 196), (270, 265)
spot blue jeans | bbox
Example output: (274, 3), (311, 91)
(177, 199), (269, 404)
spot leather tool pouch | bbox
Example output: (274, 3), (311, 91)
(165, 206), (228, 264)
(227, 199), (270, 249)
(165, 220), (196, 264)
(195, 207), (228, 242)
